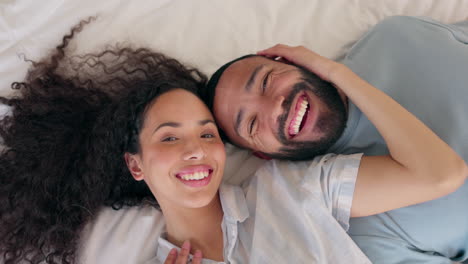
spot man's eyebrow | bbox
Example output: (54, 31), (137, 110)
(153, 122), (180, 133)
(245, 64), (265, 92)
(234, 109), (244, 137)
(234, 64), (264, 137)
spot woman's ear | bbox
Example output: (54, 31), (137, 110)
(124, 153), (144, 181)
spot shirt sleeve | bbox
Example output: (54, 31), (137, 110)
(302, 153), (363, 231)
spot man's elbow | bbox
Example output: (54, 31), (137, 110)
(435, 157), (468, 196)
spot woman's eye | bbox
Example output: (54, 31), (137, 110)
(201, 133), (215, 139)
(162, 136), (178, 142)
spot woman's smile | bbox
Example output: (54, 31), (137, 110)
(175, 165), (214, 187)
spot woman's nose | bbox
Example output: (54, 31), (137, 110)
(183, 139), (206, 160)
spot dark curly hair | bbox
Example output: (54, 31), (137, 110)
(0, 18), (207, 264)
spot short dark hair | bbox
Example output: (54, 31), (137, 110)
(201, 54), (256, 109)
(199, 54), (256, 143)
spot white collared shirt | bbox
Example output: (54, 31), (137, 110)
(152, 153), (370, 264)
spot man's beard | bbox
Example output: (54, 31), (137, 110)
(266, 68), (347, 161)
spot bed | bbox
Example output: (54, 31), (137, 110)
(1, 0), (467, 263)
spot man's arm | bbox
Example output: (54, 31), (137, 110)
(258, 45), (468, 217)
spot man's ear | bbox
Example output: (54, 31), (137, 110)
(253, 151), (272, 160)
(124, 153), (144, 181)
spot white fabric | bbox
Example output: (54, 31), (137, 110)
(1, 1), (467, 263)
(151, 154), (366, 264)
(79, 205), (165, 264)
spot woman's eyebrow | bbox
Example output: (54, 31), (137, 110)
(153, 119), (215, 134)
(153, 122), (180, 134)
(198, 119), (216, 126)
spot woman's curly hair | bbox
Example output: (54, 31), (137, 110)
(0, 18), (207, 264)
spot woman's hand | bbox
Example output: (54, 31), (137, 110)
(164, 240), (203, 264)
(257, 44), (344, 83)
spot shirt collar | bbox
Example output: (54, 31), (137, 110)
(155, 236), (177, 263)
(154, 184), (248, 263)
(219, 184), (249, 224)
(327, 100), (361, 153)
(155, 236), (220, 264)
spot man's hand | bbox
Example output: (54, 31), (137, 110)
(257, 44), (343, 83)
(164, 240), (202, 264)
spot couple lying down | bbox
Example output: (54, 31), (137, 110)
(0, 17), (467, 263)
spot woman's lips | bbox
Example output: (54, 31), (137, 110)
(175, 165), (214, 188)
(176, 172), (213, 188)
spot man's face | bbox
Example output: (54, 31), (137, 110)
(212, 56), (347, 160)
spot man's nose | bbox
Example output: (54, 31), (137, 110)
(182, 139), (206, 161)
(270, 95), (285, 123)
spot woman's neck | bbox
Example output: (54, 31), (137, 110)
(161, 192), (224, 261)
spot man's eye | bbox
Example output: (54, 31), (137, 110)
(201, 133), (215, 139)
(249, 117), (256, 135)
(262, 75), (268, 93)
(162, 136), (178, 142)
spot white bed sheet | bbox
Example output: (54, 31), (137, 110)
(1, 0), (467, 263)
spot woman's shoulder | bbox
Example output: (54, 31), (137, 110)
(79, 205), (165, 264)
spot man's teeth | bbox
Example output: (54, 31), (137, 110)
(180, 171), (209, 181)
(292, 100), (308, 135)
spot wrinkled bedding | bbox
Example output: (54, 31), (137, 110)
(1, 0), (467, 263)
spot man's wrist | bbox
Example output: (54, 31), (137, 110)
(328, 63), (349, 85)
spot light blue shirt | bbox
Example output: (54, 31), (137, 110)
(333, 16), (468, 263)
(152, 153), (370, 263)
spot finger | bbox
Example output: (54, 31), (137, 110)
(257, 44), (292, 57)
(258, 45), (306, 66)
(164, 248), (178, 264)
(257, 44), (290, 53)
(175, 240), (191, 264)
(192, 250), (203, 264)
(263, 45), (338, 81)
(258, 54), (277, 59)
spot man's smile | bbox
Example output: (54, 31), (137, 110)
(288, 93), (310, 137)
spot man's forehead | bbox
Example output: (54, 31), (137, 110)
(225, 56), (270, 75)
(212, 57), (267, 145)
(215, 57), (265, 97)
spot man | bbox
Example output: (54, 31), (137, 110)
(201, 16), (468, 263)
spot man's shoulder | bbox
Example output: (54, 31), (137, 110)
(257, 153), (362, 186)
(346, 16), (467, 63)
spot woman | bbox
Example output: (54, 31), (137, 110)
(0, 19), (208, 264)
(0, 21), (466, 263)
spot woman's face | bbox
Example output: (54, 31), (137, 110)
(126, 89), (226, 209)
